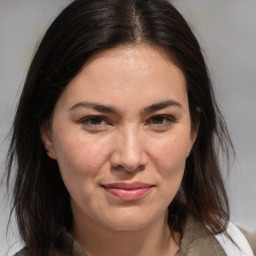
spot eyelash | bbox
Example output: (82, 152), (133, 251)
(79, 115), (176, 130)
(80, 116), (111, 127)
(147, 115), (176, 127)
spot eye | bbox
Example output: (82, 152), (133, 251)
(146, 115), (176, 128)
(80, 116), (111, 127)
(151, 115), (169, 125)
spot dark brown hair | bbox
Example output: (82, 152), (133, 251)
(6, 0), (232, 255)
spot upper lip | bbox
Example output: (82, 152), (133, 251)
(102, 182), (153, 190)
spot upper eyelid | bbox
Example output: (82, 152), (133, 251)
(79, 116), (110, 125)
(144, 115), (176, 127)
(148, 114), (176, 120)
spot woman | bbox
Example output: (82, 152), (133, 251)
(5, 0), (253, 255)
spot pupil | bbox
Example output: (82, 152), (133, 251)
(91, 117), (102, 125)
(153, 116), (163, 124)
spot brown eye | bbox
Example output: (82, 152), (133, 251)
(145, 115), (176, 132)
(81, 116), (109, 126)
(88, 117), (105, 125)
(150, 115), (174, 125)
(151, 115), (165, 124)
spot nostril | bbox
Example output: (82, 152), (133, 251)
(112, 164), (145, 173)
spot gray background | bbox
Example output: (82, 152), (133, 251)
(0, 0), (255, 255)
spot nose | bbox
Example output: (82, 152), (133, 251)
(110, 127), (147, 172)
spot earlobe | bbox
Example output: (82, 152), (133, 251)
(40, 122), (57, 160)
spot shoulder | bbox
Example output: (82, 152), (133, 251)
(178, 216), (254, 256)
(12, 230), (85, 256)
(215, 222), (254, 256)
(178, 215), (227, 255)
(240, 228), (256, 255)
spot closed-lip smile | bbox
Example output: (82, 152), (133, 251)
(101, 182), (153, 201)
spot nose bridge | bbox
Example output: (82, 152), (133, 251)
(113, 125), (146, 171)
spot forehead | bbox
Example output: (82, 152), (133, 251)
(56, 44), (188, 112)
(79, 44), (180, 83)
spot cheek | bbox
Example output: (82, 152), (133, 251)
(151, 135), (189, 204)
(53, 131), (113, 179)
(53, 134), (113, 207)
(150, 132), (189, 175)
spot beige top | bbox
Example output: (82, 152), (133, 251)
(16, 216), (227, 256)
(71, 216), (226, 256)
(176, 215), (226, 256)
(240, 228), (256, 255)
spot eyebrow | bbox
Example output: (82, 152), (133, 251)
(69, 102), (118, 114)
(69, 100), (182, 115)
(143, 100), (182, 114)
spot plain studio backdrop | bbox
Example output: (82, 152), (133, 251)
(0, 0), (255, 255)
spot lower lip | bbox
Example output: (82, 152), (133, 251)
(103, 187), (151, 201)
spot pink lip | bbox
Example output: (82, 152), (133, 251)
(102, 182), (153, 201)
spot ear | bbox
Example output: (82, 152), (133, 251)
(40, 121), (57, 160)
(187, 107), (201, 157)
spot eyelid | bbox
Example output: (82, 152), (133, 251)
(79, 115), (112, 126)
(146, 114), (177, 126)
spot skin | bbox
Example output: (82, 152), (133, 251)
(41, 44), (199, 256)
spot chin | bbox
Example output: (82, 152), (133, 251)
(99, 209), (162, 232)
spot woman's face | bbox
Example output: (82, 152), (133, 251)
(41, 45), (198, 231)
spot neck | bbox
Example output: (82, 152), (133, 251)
(71, 210), (180, 256)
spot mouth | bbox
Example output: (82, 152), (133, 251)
(101, 182), (153, 201)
